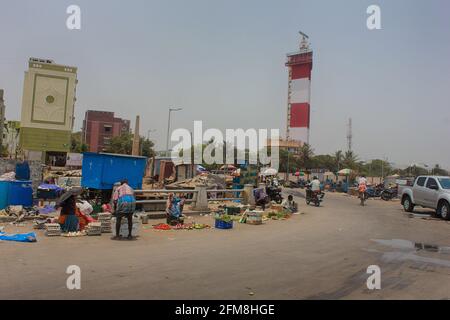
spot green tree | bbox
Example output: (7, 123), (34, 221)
(140, 137), (156, 157)
(105, 132), (156, 157)
(299, 143), (314, 168)
(310, 154), (335, 171)
(342, 150), (358, 169)
(400, 165), (429, 177)
(279, 149), (300, 173)
(70, 132), (88, 153)
(432, 164), (448, 176)
(363, 159), (392, 177)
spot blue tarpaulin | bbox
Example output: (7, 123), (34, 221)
(0, 232), (37, 243)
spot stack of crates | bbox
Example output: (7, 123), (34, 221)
(98, 212), (112, 233)
(86, 222), (102, 236)
(45, 223), (61, 237)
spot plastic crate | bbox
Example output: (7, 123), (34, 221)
(215, 219), (233, 229)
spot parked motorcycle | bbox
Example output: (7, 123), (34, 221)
(266, 185), (283, 204)
(365, 183), (384, 198)
(305, 186), (325, 207)
(381, 186), (398, 201)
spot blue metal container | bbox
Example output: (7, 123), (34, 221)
(8, 180), (33, 207)
(81, 153), (147, 190)
(0, 181), (9, 210)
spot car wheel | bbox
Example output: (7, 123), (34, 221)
(402, 195), (414, 212)
(438, 201), (450, 220)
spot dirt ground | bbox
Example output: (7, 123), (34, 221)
(1, 190), (450, 300)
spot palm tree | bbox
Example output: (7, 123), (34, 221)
(343, 150), (358, 170)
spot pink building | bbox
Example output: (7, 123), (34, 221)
(82, 110), (130, 153)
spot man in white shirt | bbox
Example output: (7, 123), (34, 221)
(310, 176), (321, 192)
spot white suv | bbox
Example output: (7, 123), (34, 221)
(401, 176), (450, 220)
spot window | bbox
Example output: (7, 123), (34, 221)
(438, 178), (450, 190)
(416, 177), (426, 187)
(426, 178), (438, 189)
(104, 125), (112, 133)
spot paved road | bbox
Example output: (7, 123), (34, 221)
(1, 191), (450, 300)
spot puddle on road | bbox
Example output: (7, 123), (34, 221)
(369, 239), (450, 269)
(371, 239), (450, 254)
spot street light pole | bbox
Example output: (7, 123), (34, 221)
(166, 107), (182, 156)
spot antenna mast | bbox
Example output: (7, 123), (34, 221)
(347, 118), (353, 152)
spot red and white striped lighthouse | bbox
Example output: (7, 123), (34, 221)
(286, 32), (313, 144)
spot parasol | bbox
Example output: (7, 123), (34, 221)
(56, 187), (83, 206)
(338, 168), (353, 176)
(261, 168), (278, 176)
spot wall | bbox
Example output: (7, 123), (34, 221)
(0, 159), (43, 191)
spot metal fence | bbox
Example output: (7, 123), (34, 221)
(134, 188), (245, 204)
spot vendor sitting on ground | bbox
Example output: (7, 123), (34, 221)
(166, 193), (185, 225)
(254, 187), (269, 210)
(112, 179), (136, 240)
(58, 193), (79, 233)
(281, 195), (298, 214)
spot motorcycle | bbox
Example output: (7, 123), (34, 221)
(266, 185), (283, 204)
(365, 183), (384, 198)
(305, 186), (325, 207)
(381, 186), (398, 201)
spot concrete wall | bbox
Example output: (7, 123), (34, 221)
(0, 159), (43, 191)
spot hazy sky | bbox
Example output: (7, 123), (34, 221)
(1, 0), (449, 168)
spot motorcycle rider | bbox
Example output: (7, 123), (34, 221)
(306, 176), (321, 201)
(358, 175), (368, 206)
(310, 176), (321, 194)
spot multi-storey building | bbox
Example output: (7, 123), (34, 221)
(20, 58), (78, 163)
(82, 110), (131, 153)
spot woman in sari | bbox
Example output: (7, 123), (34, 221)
(58, 194), (79, 233)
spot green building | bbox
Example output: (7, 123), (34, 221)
(20, 58), (78, 164)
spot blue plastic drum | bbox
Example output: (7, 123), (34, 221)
(8, 180), (33, 207)
(0, 181), (9, 210)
